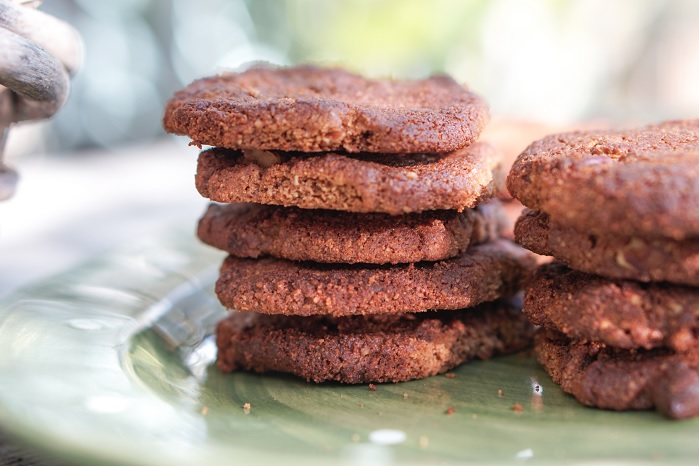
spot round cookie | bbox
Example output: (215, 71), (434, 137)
(516, 209), (699, 286)
(215, 239), (535, 317)
(163, 65), (489, 154)
(216, 299), (534, 383)
(507, 119), (699, 240)
(536, 331), (699, 419)
(195, 143), (499, 214)
(197, 201), (507, 264)
(524, 263), (699, 351)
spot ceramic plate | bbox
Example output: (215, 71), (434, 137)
(0, 234), (697, 466)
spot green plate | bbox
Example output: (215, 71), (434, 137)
(0, 234), (697, 466)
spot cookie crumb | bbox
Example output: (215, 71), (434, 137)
(531, 378), (542, 395)
(351, 433), (360, 443)
(201, 406), (209, 416)
(419, 436), (429, 449)
(368, 383), (377, 391)
(243, 402), (251, 414)
(512, 403), (523, 412)
(445, 406), (456, 415)
(402, 393), (409, 399)
(498, 389), (504, 397)
(445, 372), (456, 379)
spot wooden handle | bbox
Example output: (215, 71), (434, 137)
(0, 27), (69, 125)
(0, 0), (82, 200)
(0, 0), (83, 74)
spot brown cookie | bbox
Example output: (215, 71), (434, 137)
(516, 209), (699, 286)
(507, 119), (699, 240)
(215, 239), (535, 317)
(535, 331), (699, 419)
(524, 263), (699, 351)
(197, 200), (507, 264)
(163, 65), (489, 154)
(195, 143), (499, 214)
(216, 299), (534, 383)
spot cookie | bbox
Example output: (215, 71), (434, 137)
(197, 200), (507, 264)
(216, 298), (534, 383)
(535, 331), (699, 419)
(163, 65), (489, 154)
(215, 239), (535, 317)
(507, 119), (699, 240)
(524, 263), (699, 351)
(195, 143), (499, 214)
(516, 209), (699, 286)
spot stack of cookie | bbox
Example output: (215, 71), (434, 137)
(164, 65), (536, 384)
(507, 119), (699, 418)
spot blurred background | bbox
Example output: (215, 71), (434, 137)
(1, 0), (699, 294)
(7, 0), (699, 157)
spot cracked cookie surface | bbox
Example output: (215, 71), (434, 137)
(536, 330), (699, 419)
(195, 143), (499, 214)
(524, 263), (699, 351)
(163, 65), (489, 154)
(197, 201), (507, 264)
(507, 119), (699, 240)
(515, 209), (699, 286)
(216, 239), (535, 317)
(216, 299), (533, 383)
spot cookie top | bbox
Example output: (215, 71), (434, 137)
(197, 201), (506, 264)
(524, 262), (699, 351)
(163, 65), (489, 154)
(507, 120), (699, 240)
(196, 143), (499, 214)
(536, 331), (699, 419)
(215, 239), (535, 317)
(516, 209), (699, 286)
(216, 299), (533, 383)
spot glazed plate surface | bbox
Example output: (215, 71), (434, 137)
(0, 234), (696, 465)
